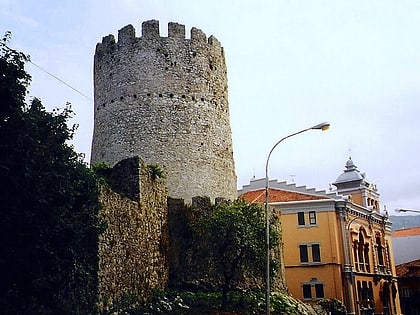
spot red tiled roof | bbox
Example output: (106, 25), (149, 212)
(239, 188), (329, 204)
(392, 227), (420, 238)
(396, 258), (420, 278)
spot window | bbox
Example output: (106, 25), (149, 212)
(298, 211), (317, 226)
(298, 212), (305, 225)
(315, 283), (324, 298)
(376, 236), (384, 266)
(353, 241), (359, 270)
(358, 234), (365, 269)
(302, 284), (312, 299)
(312, 244), (321, 262)
(300, 245), (309, 263)
(302, 282), (325, 300)
(357, 281), (373, 302)
(401, 287), (411, 298)
(309, 211), (316, 225)
(355, 232), (370, 272)
(300, 243), (321, 264)
(364, 244), (370, 272)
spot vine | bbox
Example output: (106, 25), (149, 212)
(147, 164), (165, 180)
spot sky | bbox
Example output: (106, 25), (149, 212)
(2, 0), (420, 215)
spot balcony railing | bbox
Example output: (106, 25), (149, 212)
(355, 262), (371, 273)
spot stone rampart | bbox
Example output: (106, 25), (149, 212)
(97, 156), (168, 311)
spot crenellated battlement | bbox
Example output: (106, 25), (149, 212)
(168, 22), (185, 39)
(142, 19), (159, 38)
(118, 24), (135, 45)
(95, 20), (222, 55)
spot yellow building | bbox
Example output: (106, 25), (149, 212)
(239, 158), (401, 315)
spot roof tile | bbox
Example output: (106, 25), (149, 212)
(396, 258), (420, 278)
(392, 227), (420, 238)
(239, 188), (329, 204)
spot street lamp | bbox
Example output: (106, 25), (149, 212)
(395, 208), (420, 214)
(264, 122), (330, 315)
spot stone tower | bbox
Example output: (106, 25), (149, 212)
(91, 20), (237, 202)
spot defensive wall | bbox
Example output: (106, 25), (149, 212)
(97, 156), (168, 311)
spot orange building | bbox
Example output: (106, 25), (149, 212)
(239, 158), (401, 315)
(395, 258), (420, 315)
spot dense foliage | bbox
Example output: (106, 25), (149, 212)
(0, 33), (99, 314)
(318, 298), (347, 315)
(199, 200), (280, 310)
(111, 289), (312, 315)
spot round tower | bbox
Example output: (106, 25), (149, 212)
(91, 20), (237, 202)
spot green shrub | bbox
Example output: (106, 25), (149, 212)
(126, 289), (316, 314)
(318, 298), (347, 314)
(147, 164), (165, 180)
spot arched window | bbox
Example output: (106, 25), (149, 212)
(353, 241), (359, 271)
(376, 236), (384, 268)
(364, 243), (370, 272)
(354, 229), (370, 272)
(358, 233), (365, 271)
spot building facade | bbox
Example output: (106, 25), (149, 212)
(395, 258), (420, 315)
(239, 158), (401, 315)
(393, 228), (420, 315)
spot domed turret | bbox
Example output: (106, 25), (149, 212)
(332, 158), (380, 210)
(334, 158), (364, 185)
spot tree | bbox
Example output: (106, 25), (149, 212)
(0, 31), (30, 123)
(199, 199), (280, 311)
(0, 33), (100, 314)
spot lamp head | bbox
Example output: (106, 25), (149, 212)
(311, 122), (330, 131)
(395, 208), (417, 213)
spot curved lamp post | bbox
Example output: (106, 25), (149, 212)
(395, 208), (420, 214)
(264, 122), (330, 315)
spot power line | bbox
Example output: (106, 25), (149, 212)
(27, 54), (127, 122)
(3, 43), (92, 101)
(3, 43), (131, 126)
(29, 60), (92, 101)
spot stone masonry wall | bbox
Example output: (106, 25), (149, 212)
(91, 20), (237, 202)
(97, 157), (168, 311)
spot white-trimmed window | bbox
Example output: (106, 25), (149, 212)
(297, 211), (317, 226)
(309, 211), (316, 225)
(312, 244), (321, 262)
(302, 281), (325, 300)
(298, 212), (305, 225)
(302, 284), (312, 299)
